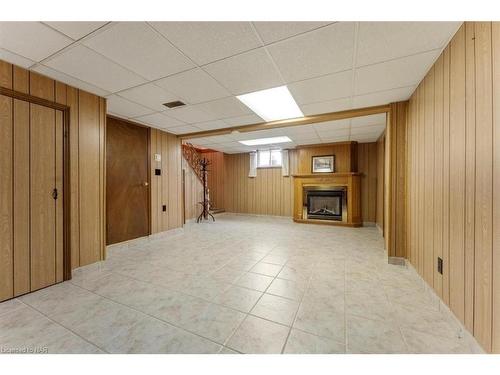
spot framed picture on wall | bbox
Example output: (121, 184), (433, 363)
(312, 155), (335, 173)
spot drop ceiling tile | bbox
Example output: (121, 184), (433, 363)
(300, 97), (352, 116)
(192, 120), (228, 131)
(319, 135), (349, 143)
(350, 124), (385, 135)
(223, 114), (263, 127)
(294, 138), (323, 146)
(0, 22), (72, 61)
(253, 21), (332, 45)
(356, 22), (460, 67)
(164, 105), (217, 123)
(0, 48), (35, 69)
(200, 134), (235, 144)
(354, 50), (440, 95)
(32, 64), (111, 97)
(167, 125), (202, 134)
(288, 133), (321, 143)
(351, 113), (386, 128)
(155, 68), (230, 104)
(133, 112), (184, 129)
(203, 48), (283, 95)
(267, 22), (355, 82)
(282, 125), (318, 136)
(186, 137), (219, 146)
(316, 128), (350, 138)
(106, 95), (155, 118)
(230, 128), (286, 141)
(313, 119), (351, 132)
(45, 45), (146, 92)
(196, 96), (251, 120)
(44, 22), (108, 40)
(83, 22), (194, 80)
(118, 83), (178, 112)
(150, 22), (262, 65)
(350, 134), (381, 142)
(288, 70), (353, 105)
(352, 85), (415, 109)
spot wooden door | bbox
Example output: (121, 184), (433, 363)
(0, 95), (64, 300)
(30, 104), (64, 291)
(106, 117), (150, 245)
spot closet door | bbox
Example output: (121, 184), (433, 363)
(30, 103), (57, 291)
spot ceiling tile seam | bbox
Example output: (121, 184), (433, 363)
(354, 47), (443, 70)
(40, 21), (113, 42)
(145, 21), (249, 97)
(248, 22), (287, 89)
(348, 22), (360, 141)
(35, 22), (116, 66)
(352, 83), (417, 99)
(31, 43), (149, 94)
(253, 21), (338, 46)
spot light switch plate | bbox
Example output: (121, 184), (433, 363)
(154, 153), (161, 162)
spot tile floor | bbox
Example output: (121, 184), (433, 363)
(0, 214), (483, 354)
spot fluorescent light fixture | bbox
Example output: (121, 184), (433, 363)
(239, 136), (292, 146)
(236, 86), (303, 122)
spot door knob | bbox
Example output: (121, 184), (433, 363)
(143, 182), (149, 187)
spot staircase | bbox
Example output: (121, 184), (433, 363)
(182, 143), (203, 182)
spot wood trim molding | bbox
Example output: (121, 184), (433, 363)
(179, 104), (391, 139)
(0, 86), (72, 281)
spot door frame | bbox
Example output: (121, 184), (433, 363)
(106, 115), (152, 237)
(0, 86), (72, 281)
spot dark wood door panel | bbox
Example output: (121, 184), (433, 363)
(106, 117), (150, 245)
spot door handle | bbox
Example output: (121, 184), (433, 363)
(143, 182), (149, 187)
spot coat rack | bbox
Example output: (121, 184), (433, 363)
(197, 157), (215, 223)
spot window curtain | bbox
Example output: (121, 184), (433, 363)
(282, 149), (289, 177)
(249, 151), (257, 177)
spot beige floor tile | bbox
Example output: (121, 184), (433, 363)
(267, 278), (306, 301)
(226, 315), (289, 354)
(234, 272), (274, 292)
(346, 315), (407, 354)
(251, 294), (300, 326)
(214, 285), (262, 312)
(284, 329), (345, 354)
(250, 262), (283, 277)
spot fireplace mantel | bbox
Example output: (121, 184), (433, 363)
(293, 173), (362, 227)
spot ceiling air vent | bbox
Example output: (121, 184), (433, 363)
(163, 100), (186, 109)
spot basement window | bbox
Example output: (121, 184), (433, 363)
(257, 149), (282, 168)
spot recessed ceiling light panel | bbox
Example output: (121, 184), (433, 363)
(239, 136), (292, 146)
(236, 86), (303, 122)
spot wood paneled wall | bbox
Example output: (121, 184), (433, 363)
(203, 151), (225, 209)
(0, 59), (106, 272)
(290, 142), (358, 174)
(386, 102), (408, 259)
(224, 153), (294, 217)
(406, 22), (500, 353)
(376, 134), (385, 231)
(150, 128), (183, 233)
(357, 142), (378, 223)
(182, 158), (204, 220)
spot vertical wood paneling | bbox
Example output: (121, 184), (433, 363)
(357, 143), (378, 223)
(78, 91), (101, 266)
(464, 22), (477, 330)
(406, 22), (500, 352)
(449, 25), (467, 322)
(473, 21), (493, 352)
(1, 59), (107, 287)
(66, 86), (80, 269)
(13, 99), (30, 296)
(443, 45), (451, 306)
(55, 110), (64, 283)
(492, 21), (500, 354)
(0, 94), (13, 301)
(30, 104), (56, 291)
(434, 55), (444, 298)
